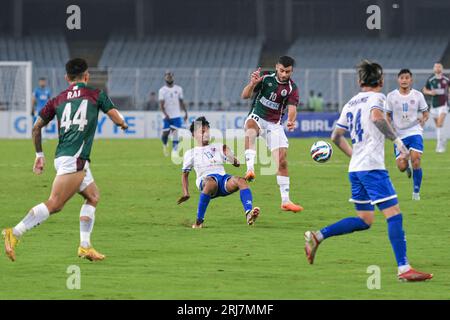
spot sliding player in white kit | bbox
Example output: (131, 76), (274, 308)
(386, 69), (429, 200)
(159, 71), (188, 157)
(304, 60), (432, 282)
(178, 117), (260, 228)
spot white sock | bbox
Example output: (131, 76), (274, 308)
(398, 264), (411, 274)
(277, 175), (290, 203)
(245, 149), (256, 172)
(315, 231), (324, 242)
(13, 203), (50, 237)
(80, 204), (96, 248)
(436, 127), (442, 150)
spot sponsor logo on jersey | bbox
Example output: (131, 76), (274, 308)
(281, 89), (288, 97)
(410, 100), (415, 104)
(260, 96), (280, 110)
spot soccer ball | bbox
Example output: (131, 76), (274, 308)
(310, 141), (333, 163)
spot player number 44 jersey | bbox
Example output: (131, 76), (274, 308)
(39, 82), (116, 161)
(336, 91), (387, 172)
(182, 143), (227, 189)
(386, 89), (428, 139)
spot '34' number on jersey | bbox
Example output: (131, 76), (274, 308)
(60, 99), (88, 133)
(346, 109), (364, 144)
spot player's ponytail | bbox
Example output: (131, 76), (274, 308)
(357, 59), (383, 88)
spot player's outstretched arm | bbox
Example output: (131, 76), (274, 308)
(241, 67), (262, 99)
(32, 117), (47, 175)
(178, 172), (190, 204)
(371, 108), (409, 157)
(223, 145), (240, 167)
(331, 127), (352, 158)
(107, 109), (128, 130)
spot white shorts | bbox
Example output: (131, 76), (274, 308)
(430, 105), (448, 119)
(245, 113), (289, 152)
(54, 156), (94, 192)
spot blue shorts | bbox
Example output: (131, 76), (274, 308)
(394, 134), (423, 159)
(163, 117), (184, 131)
(200, 174), (232, 199)
(349, 170), (398, 211)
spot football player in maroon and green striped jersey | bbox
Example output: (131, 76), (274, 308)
(241, 56), (303, 213)
(2, 58), (128, 262)
(422, 62), (450, 153)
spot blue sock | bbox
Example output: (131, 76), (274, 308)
(387, 214), (408, 267)
(320, 217), (370, 239)
(161, 134), (169, 146)
(172, 140), (179, 151)
(239, 188), (253, 213)
(413, 168), (422, 193)
(197, 193), (211, 222)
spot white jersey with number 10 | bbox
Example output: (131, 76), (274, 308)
(385, 89), (428, 139)
(336, 91), (387, 173)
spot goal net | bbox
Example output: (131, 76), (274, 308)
(337, 68), (450, 109)
(0, 61), (32, 137)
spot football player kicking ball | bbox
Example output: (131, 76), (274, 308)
(178, 117), (260, 228)
(386, 69), (429, 200)
(2, 58), (128, 262)
(304, 60), (432, 282)
(241, 56), (303, 213)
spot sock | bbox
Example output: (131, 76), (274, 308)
(442, 129), (447, 148)
(239, 188), (253, 213)
(172, 140), (179, 151)
(436, 127), (441, 150)
(197, 193), (211, 223)
(245, 149), (256, 172)
(13, 203), (50, 237)
(277, 175), (290, 203)
(386, 214), (409, 271)
(320, 217), (370, 240)
(162, 133), (169, 146)
(80, 204), (96, 248)
(412, 168), (422, 193)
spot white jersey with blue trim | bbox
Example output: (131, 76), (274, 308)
(158, 85), (184, 119)
(336, 91), (387, 172)
(182, 143), (227, 189)
(386, 89), (428, 139)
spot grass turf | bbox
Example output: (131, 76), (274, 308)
(0, 138), (449, 299)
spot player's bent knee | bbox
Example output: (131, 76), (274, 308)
(45, 199), (64, 214)
(237, 177), (248, 189)
(412, 158), (421, 169)
(278, 158), (288, 170)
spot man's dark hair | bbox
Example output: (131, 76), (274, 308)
(398, 69), (412, 77)
(278, 55), (295, 68)
(38, 77), (47, 81)
(65, 58), (88, 81)
(190, 116), (210, 134)
(357, 59), (383, 87)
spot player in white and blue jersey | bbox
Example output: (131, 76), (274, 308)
(304, 60), (432, 282)
(32, 77), (52, 117)
(178, 117), (260, 228)
(386, 69), (430, 200)
(159, 71), (188, 157)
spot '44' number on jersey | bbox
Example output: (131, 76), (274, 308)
(60, 99), (88, 133)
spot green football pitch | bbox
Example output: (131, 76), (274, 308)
(0, 138), (449, 299)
